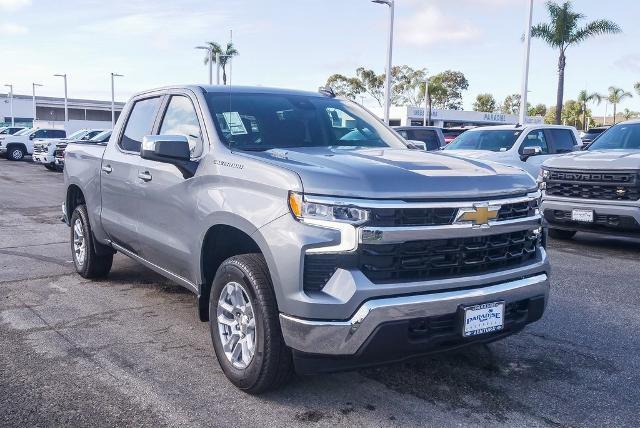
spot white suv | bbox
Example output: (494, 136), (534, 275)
(33, 129), (105, 170)
(444, 125), (580, 177)
(0, 128), (66, 161)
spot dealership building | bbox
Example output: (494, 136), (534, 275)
(373, 105), (544, 127)
(1, 92), (125, 133)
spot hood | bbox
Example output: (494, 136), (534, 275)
(238, 147), (535, 200)
(543, 150), (640, 171)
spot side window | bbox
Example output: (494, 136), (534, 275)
(408, 129), (441, 151)
(548, 129), (576, 154)
(119, 97), (161, 152)
(53, 130), (66, 138)
(397, 130), (408, 139)
(159, 96), (203, 158)
(520, 130), (549, 154)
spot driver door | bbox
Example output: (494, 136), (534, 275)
(519, 129), (553, 177)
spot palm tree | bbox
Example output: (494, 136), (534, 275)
(635, 82), (640, 96)
(576, 90), (601, 131)
(418, 79), (446, 125)
(622, 108), (638, 121)
(607, 87), (633, 124)
(203, 41), (239, 85)
(532, 1), (621, 124)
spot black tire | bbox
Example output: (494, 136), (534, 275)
(548, 228), (576, 240)
(209, 254), (293, 394)
(44, 163), (56, 171)
(6, 145), (25, 161)
(70, 205), (113, 278)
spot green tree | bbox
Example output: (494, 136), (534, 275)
(326, 74), (364, 100)
(622, 108), (638, 121)
(561, 99), (585, 128)
(544, 106), (557, 124)
(529, 104), (547, 117)
(203, 41), (239, 85)
(473, 94), (497, 112)
(428, 70), (469, 110)
(531, 1), (621, 124)
(606, 87), (633, 124)
(392, 66), (428, 106)
(576, 90), (601, 131)
(501, 94), (522, 115)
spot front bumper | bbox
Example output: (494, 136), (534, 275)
(280, 272), (549, 357)
(33, 153), (54, 164)
(542, 197), (640, 235)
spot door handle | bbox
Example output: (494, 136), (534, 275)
(138, 171), (152, 182)
(101, 165), (112, 174)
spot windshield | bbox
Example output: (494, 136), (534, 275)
(89, 130), (111, 142)
(206, 92), (406, 151)
(588, 123), (640, 150)
(67, 130), (88, 140)
(13, 128), (32, 136)
(445, 129), (522, 152)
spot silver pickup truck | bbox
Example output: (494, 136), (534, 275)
(63, 85), (549, 393)
(541, 120), (640, 239)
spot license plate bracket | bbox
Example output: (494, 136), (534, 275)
(462, 301), (505, 337)
(571, 209), (594, 223)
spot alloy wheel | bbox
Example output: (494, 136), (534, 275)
(216, 281), (256, 369)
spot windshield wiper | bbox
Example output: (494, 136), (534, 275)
(238, 146), (275, 152)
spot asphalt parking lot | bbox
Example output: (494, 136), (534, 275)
(1, 158), (639, 428)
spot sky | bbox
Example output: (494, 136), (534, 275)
(1, 0), (639, 117)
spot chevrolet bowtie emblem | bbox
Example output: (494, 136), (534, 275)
(456, 205), (500, 226)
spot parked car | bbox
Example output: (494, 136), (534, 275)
(580, 126), (609, 144)
(540, 120), (640, 239)
(393, 126), (445, 151)
(33, 129), (106, 170)
(54, 130), (112, 169)
(444, 125), (580, 177)
(63, 85), (548, 393)
(0, 127), (66, 161)
(443, 127), (469, 144)
(0, 126), (26, 136)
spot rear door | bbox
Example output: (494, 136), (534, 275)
(100, 95), (163, 254)
(133, 91), (206, 282)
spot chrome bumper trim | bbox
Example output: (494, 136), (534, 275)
(360, 215), (542, 243)
(280, 273), (549, 355)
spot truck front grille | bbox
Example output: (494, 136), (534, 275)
(33, 145), (47, 154)
(303, 230), (540, 292)
(359, 230), (539, 284)
(367, 199), (538, 227)
(546, 170), (640, 201)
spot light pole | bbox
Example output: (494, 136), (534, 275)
(4, 84), (14, 126)
(423, 78), (430, 126)
(110, 73), (123, 127)
(196, 46), (214, 84)
(53, 74), (68, 127)
(372, 0), (394, 125)
(519, 0), (534, 125)
(32, 83), (43, 125)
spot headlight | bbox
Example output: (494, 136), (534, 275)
(288, 192), (369, 225)
(537, 169), (549, 190)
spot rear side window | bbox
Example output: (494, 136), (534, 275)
(406, 129), (441, 151)
(120, 97), (161, 152)
(52, 130), (66, 138)
(548, 129), (576, 153)
(159, 95), (203, 158)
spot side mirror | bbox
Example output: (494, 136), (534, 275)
(29, 134), (35, 140)
(406, 140), (427, 151)
(520, 146), (542, 161)
(140, 135), (197, 178)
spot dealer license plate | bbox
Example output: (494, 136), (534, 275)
(463, 302), (505, 337)
(571, 209), (594, 223)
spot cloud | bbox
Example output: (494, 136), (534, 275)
(397, 4), (480, 47)
(0, 22), (27, 35)
(614, 54), (640, 73)
(0, 0), (30, 11)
